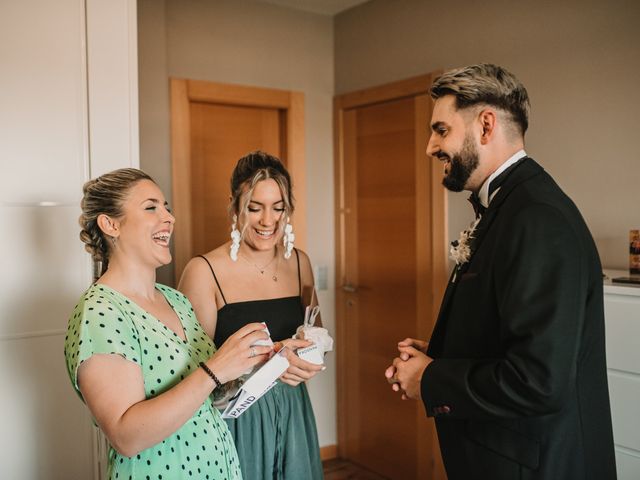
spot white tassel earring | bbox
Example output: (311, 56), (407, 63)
(230, 214), (240, 261)
(283, 217), (295, 259)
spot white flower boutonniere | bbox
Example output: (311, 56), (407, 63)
(450, 218), (481, 266)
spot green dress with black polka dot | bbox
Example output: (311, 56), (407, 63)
(64, 283), (242, 480)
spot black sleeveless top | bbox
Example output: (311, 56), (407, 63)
(198, 250), (305, 347)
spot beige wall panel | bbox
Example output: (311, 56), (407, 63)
(0, 205), (89, 337)
(0, 334), (94, 479)
(86, 0), (140, 175)
(0, 0), (88, 203)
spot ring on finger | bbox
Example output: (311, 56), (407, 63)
(249, 347), (256, 358)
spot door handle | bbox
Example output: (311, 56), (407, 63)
(342, 283), (358, 293)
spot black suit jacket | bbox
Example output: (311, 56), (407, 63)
(422, 158), (616, 480)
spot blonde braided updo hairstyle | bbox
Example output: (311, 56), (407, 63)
(79, 168), (154, 279)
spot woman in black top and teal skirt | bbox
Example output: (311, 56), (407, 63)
(179, 151), (326, 479)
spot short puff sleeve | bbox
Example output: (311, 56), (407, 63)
(64, 286), (142, 400)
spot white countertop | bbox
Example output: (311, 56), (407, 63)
(603, 269), (640, 297)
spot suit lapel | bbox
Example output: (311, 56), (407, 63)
(428, 268), (458, 356)
(427, 158), (544, 357)
(471, 158), (541, 254)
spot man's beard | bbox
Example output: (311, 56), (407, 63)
(439, 134), (479, 192)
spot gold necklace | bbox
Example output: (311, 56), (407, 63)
(240, 251), (280, 282)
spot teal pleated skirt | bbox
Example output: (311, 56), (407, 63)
(224, 382), (324, 479)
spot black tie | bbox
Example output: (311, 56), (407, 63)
(469, 158), (526, 218)
(468, 193), (485, 219)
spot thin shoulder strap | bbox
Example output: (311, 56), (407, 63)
(197, 255), (227, 305)
(294, 248), (302, 297)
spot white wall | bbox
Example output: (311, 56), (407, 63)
(0, 0), (139, 477)
(334, 0), (640, 269)
(138, 0), (337, 447)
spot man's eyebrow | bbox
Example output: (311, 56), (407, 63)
(431, 121), (447, 131)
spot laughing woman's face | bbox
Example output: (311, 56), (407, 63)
(239, 178), (286, 252)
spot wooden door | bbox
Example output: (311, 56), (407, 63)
(334, 74), (448, 479)
(190, 103), (283, 257)
(171, 79), (306, 282)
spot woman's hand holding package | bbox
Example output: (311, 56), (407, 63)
(276, 338), (324, 386)
(206, 322), (273, 384)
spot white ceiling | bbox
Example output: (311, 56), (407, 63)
(257, 0), (370, 16)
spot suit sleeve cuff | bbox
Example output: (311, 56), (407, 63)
(421, 360), (452, 418)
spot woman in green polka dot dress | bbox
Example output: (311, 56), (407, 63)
(64, 168), (273, 479)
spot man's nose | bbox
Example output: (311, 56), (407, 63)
(426, 135), (438, 157)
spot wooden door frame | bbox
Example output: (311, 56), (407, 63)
(333, 72), (448, 479)
(170, 78), (305, 283)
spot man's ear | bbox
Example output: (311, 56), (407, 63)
(97, 214), (120, 238)
(478, 108), (497, 145)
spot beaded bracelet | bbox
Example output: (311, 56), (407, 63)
(199, 362), (222, 389)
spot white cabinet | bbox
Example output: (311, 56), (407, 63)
(0, 1), (138, 478)
(0, 0), (89, 205)
(604, 270), (640, 479)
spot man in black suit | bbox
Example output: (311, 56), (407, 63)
(385, 64), (616, 479)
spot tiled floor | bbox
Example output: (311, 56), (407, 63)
(323, 458), (388, 480)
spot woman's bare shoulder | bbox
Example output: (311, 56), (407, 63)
(180, 243), (230, 286)
(293, 248), (313, 271)
(203, 243), (237, 270)
(294, 247), (312, 264)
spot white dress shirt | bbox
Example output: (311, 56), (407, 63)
(478, 149), (527, 208)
